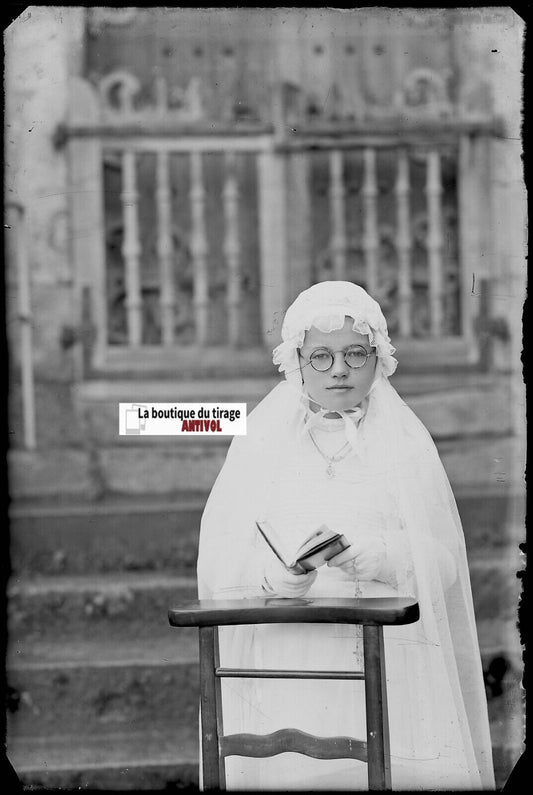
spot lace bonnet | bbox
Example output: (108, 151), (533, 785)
(272, 281), (398, 386)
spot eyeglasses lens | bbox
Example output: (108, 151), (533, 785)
(310, 352), (334, 371)
(344, 349), (368, 368)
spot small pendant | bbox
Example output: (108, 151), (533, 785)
(326, 463), (335, 478)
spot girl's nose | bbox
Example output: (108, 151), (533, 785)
(331, 351), (349, 376)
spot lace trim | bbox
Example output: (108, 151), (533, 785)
(306, 417), (346, 433)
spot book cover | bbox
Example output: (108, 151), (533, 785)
(256, 520), (349, 572)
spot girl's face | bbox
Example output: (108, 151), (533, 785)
(299, 317), (377, 411)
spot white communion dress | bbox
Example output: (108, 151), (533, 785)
(197, 379), (495, 791)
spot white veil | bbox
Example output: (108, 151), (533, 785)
(197, 281), (494, 789)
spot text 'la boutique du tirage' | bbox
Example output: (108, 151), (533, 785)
(138, 406), (242, 422)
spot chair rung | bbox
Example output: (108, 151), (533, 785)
(220, 728), (368, 761)
(215, 667), (365, 680)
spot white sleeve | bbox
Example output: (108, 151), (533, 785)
(197, 433), (276, 600)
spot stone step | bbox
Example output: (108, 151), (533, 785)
(9, 488), (524, 577)
(75, 375), (511, 448)
(6, 637), (198, 738)
(8, 372), (519, 501)
(9, 496), (205, 576)
(8, 729), (521, 792)
(8, 573), (197, 643)
(7, 738), (522, 792)
(6, 642), (522, 791)
(7, 433), (522, 501)
(8, 580), (521, 670)
(73, 371), (507, 409)
(7, 612), (521, 705)
(7, 547), (520, 647)
(8, 727), (198, 791)
(87, 436), (518, 495)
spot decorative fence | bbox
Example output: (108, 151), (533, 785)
(61, 70), (501, 374)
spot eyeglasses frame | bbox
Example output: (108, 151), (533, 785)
(298, 345), (376, 372)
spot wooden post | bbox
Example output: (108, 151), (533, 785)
(7, 204), (36, 450)
(329, 149), (347, 280)
(121, 149), (142, 346)
(426, 150), (444, 337)
(257, 149), (289, 346)
(190, 151), (209, 346)
(66, 76), (107, 369)
(476, 278), (493, 372)
(199, 627), (224, 790)
(156, 151), (176, 345)
(362, 148), (379, 297)
(395, 148), (412, 337)
(223, 151), (241, 347)
(363, 625), (391, 790)
(286, 151), (313, 299)
(458, 134), (491, 365)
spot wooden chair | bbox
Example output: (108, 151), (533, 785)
(168, 596), (419, 791)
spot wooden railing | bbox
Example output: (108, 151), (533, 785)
(101, 137), (269, 349)
(62, 72), (502, 371)
(102, 141), (456, 347)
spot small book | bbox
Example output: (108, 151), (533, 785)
(256, 520), (349, 573)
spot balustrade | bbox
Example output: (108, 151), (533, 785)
(111, 140), (453, 350)
(59, 56), (503, 369)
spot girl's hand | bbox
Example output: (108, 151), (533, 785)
(263, 558), (318, 597)
(327, 536), (386, 581)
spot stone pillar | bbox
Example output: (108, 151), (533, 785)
(4, 7), (87, 379)
(5, 7), (88, 460)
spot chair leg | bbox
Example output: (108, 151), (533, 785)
(363, 625), (391, 790)
(199, 627), (224, 790)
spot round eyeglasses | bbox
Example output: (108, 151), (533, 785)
(299, 345), (376, 372)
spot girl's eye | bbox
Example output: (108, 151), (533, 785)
(345, 347), (367, 365)
(311, 351), (331, 361)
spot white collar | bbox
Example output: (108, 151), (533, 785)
(299, 393), (367, 450)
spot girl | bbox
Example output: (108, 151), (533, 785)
(197, 281), (494, 790)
